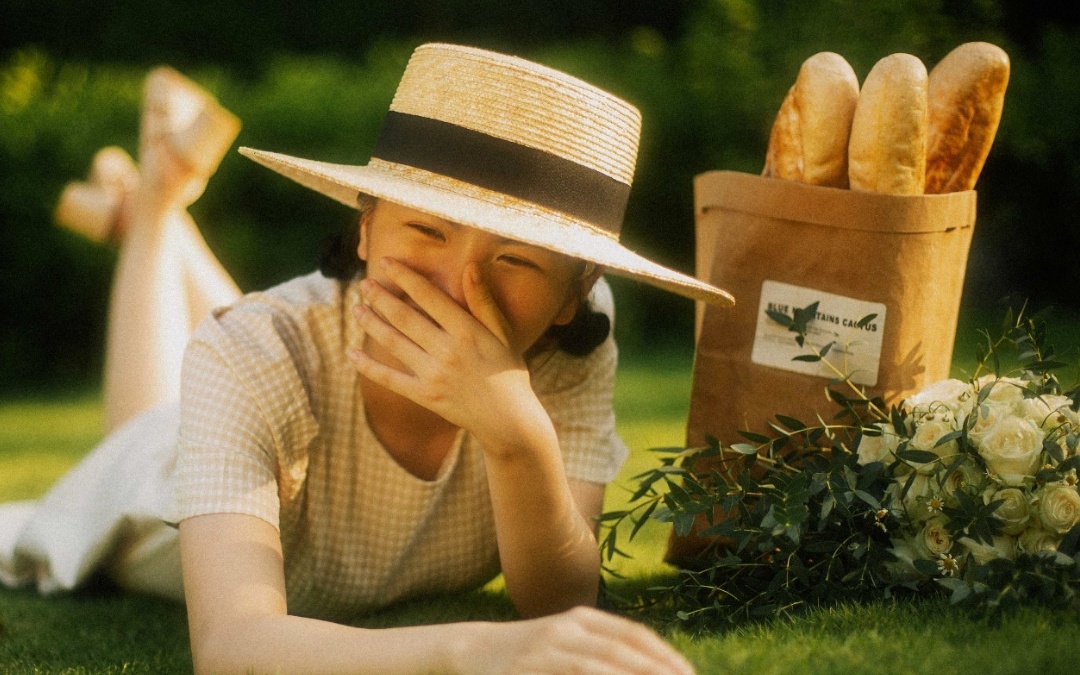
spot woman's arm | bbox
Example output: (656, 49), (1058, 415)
(180, 513), (694, 675)
(480, 418), (608, 615)
(350, 259), (609, 616)
(181, 513), (450, 674)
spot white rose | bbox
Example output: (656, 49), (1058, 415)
(919, 518), (954, 557)
(856, 423), (899, 465)
(1018, 527), (1061, 554)
(1036, 484), (1080, 534)
(976, 416), (1045, 485)
(909, 417), (961, 474)
(1018, 395), (1078, 432)
(967, 401), (1013, 449)
(908, 378), (974, 408)
(938, 459), (986, 499)
(989, 487), (1031, 535)
(977, 375), (1027, 405)
(960, 535), (1017, 565)
(907, 379), (976, 423)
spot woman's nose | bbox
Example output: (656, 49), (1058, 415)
(428, 249), (480, 308)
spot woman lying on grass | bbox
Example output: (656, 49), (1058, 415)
(0, 43), (732, 674)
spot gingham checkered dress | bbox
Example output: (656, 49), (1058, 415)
(167, 272), (627, 619)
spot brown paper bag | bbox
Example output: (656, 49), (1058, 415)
(667, 170), (977, 563)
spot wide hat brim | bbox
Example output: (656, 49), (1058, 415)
(240, 147), (735, 306)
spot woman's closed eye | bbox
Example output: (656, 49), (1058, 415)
(498, 254), (542, 270)
(407, 222), (446, 241)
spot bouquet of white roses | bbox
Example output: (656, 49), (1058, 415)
(601, 305), (1080, 625)
(863, 374), (1080, 582)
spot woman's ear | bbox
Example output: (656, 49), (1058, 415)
(355, 196), (379, 263)
(356, 217), (369, 262)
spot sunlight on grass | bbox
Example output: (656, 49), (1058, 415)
(0, 393), (104, 501)
(607, 352), (695, 579)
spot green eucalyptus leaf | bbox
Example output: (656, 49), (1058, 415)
(665, 479), (693, 507)
(913, 558), (940, 577)
(651, 505), (673, 523)
(896, 449), (940, 464)
(597, 510), (628, 522)
(935, 430), (962, 448)
(767, 309), (793, 327)
(629, 501), (658, 541)
(673, 512), (697, 537)
(1044, 438), (1066, 463)
(938, 577), (973, 603)
(700, 520), (738, 538)
(854, 490), (881, 510)
(730, 442), (758, 455)
(792, 302), (820, 331)
(1027, 360), (1069, 374)
(776, 415), (807, 431)
(738, 430), (772, 444)
(1058, 523), (1080, 555)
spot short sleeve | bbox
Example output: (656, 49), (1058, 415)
(170, 337), (281, 528)
(169, 299), (320, 530)
(531, 278), (629, 484)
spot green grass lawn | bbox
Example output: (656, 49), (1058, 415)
(3, 313), (1080, 673)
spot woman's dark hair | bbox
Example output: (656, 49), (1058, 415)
(318, 193), (377, 281)
(545, 303), (611, 357)
(318, 196), (611, 357)
(318, 224), (366, 281)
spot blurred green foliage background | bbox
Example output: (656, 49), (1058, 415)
(2, 0), (1079, 390)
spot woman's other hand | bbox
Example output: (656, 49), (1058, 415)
(453, 606), (696, 675)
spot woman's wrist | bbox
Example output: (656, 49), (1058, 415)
(441, 622), (492, 675)
(472, 394), (559, 466)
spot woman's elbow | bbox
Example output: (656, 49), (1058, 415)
(188, 616), (262, 675)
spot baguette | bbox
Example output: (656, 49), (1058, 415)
(924, 42), (1010, 193)
(848, 53), (929, 195)
(763, 52), (860, 188)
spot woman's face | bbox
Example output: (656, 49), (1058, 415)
(357, 200), (585, 355)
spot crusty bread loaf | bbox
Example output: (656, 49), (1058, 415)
(848, 53), (929, 195)
(924, 42), (1010, 194)
(763, 52), (860, 188)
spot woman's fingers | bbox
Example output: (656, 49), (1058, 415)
(375, 258), (474, 336)
(361, 258), (519, 365)
(347, 307), (424, 393)
(352, 298), (429, 368)
(462, 263), (514, 349)
(358, 276), (444, 356)
(469, 607), (695, 675)
(572, 608), (695, 675)
(352, 258), (533, 435)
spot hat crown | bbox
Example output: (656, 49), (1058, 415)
(389, 43), (641, 187)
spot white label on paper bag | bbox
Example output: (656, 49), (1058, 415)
(751, 281), (886, 386)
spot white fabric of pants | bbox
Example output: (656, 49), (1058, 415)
(0, 402), (183, 600)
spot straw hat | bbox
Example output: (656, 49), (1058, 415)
(240, 43), (734, 306)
